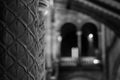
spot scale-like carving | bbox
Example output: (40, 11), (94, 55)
(0, 0), (46, 80)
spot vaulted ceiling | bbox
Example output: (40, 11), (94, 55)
(55, 0), (120, 37)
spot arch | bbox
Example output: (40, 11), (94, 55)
(60, 23), (78, 57)
(81, 23), (98, 57)
(71, 1), (120, 37)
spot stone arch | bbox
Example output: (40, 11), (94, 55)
(81, 22), (98, 56)
(60, 23), (78, 57)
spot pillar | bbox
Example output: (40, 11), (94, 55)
(0, 0), (47, 80)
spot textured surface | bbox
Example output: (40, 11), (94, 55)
(0, 0), (46, 80)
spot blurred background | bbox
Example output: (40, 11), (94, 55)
(45, 0), (120, 80)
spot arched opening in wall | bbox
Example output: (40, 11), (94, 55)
(60, 23), (78, 57)
(81, 23), (98, 57)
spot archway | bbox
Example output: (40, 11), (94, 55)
(60, 23), (78, 57)
(81, 23), (99, 57)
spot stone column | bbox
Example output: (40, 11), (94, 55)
(0, 0), (47, 80)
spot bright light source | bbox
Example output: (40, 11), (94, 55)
(93, 59), (100, 64)
(44, 10), (49, 15)
(58, 36), (62, 41)
(88, 33), (93, 39)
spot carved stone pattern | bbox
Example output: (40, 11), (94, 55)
(0, 0), (46, 80)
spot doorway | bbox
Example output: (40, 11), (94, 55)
(60, 23), (78, 57)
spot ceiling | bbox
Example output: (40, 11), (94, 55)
(54, 0), (120, 37)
